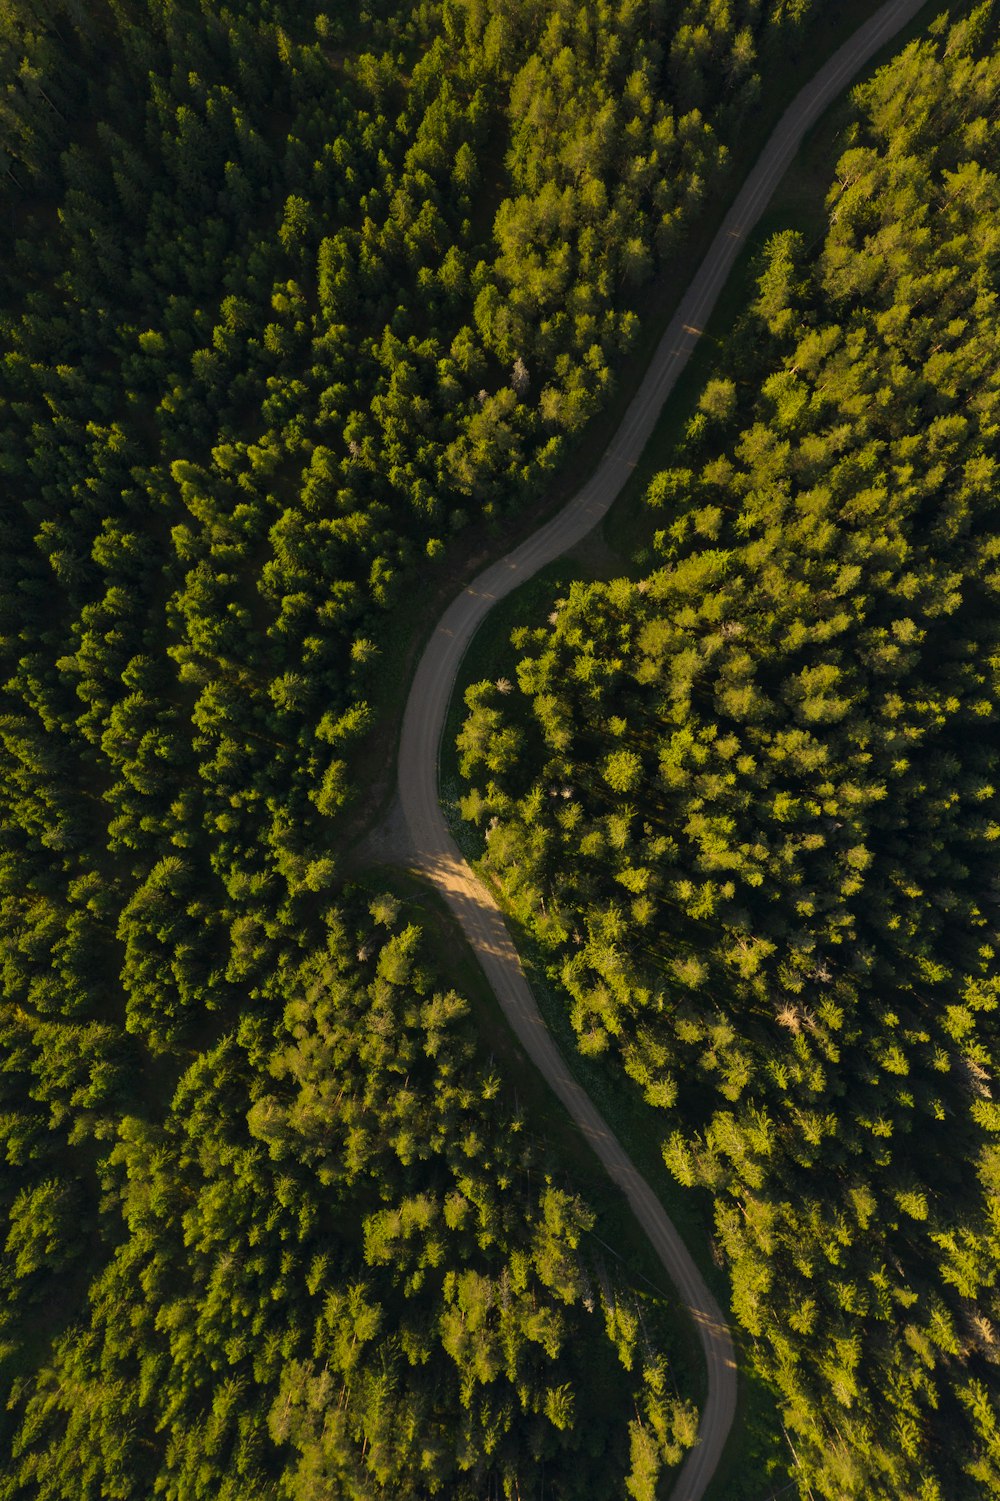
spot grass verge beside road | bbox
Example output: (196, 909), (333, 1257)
(378, 4), (949, 1493)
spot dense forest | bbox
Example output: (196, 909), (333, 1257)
(0, 0), (820, 1052)
(0, 0), (839, 1495)
(459, 10), (1000, 1498)
(2, 890), (701, 1500)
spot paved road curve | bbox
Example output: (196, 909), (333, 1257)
(396, 3), (925, 1496)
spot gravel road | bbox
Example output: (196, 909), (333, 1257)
(393, 4), (927, 1494)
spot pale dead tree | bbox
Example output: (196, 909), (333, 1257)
(511, 356), (529, 394)
(495, 677), (513, 694)
(967, 1311), (1000, 1362)
(959, 1054), (993, 1100)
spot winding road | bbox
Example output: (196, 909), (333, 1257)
(393, 2), (926, 1496)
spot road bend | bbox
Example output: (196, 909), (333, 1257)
(396, 4), (926, 1496)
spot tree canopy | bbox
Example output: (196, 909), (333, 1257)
(459, 12), (1000, 1497)
(0, 0), (831, 1492)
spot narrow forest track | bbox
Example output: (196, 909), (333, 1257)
(385, 3), (927, 1496)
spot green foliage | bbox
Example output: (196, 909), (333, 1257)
(0, 0), (818, 1057)
(460, 14), (1000, 1499)
(0, 909), (695, 1500)
(0, 0), (842, 1491)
